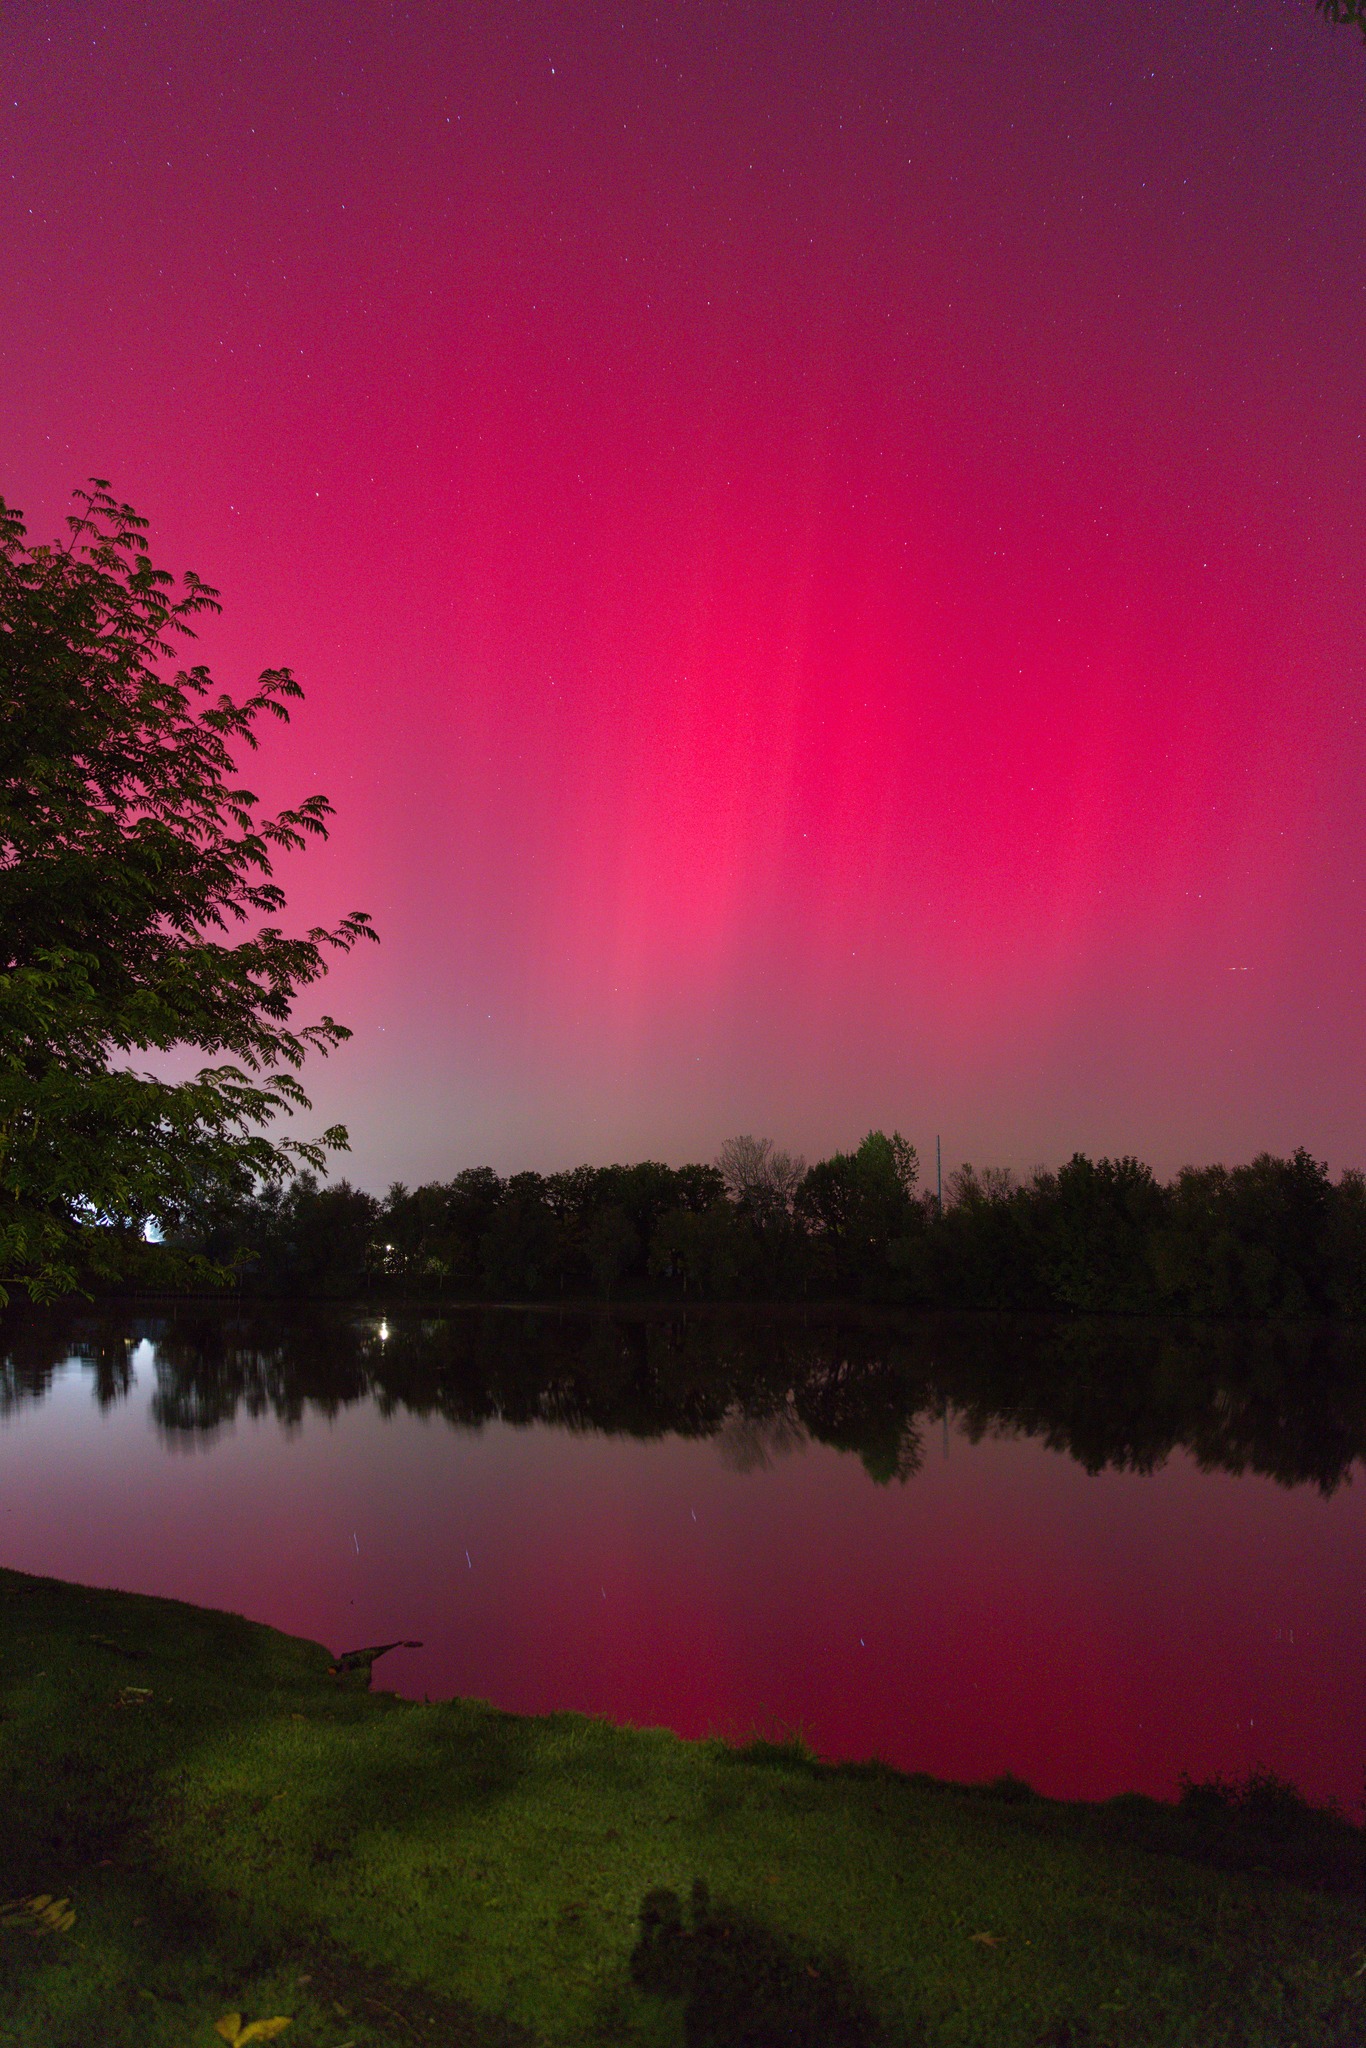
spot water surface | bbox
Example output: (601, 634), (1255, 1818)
(3, 1303), (1363, 1807)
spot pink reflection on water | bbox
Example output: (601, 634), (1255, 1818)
(2, 1351), (1363, 1807)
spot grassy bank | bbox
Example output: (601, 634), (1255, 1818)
(1, 1570), (1363, 2045)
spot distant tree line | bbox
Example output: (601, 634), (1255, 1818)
(1319, 0), (1366, 44)
(130, 1134), (1366, 1321)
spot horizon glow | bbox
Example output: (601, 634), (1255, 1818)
(3, 2), (1365, 1190)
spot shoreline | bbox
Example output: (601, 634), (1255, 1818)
(3, 1565), (1365, 2044)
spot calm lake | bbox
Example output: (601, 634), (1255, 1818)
(3, 1302), (1365, 1810)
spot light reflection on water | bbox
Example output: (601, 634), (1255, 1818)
(2, 1302), (1364, 1808)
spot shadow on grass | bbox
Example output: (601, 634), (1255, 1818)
(629, 1876), (890, 2047)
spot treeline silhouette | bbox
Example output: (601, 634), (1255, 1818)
(6, 1302), (1366, 1494)
(154, 1133), (1366, 1320)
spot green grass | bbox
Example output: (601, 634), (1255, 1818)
(1, 1569), (1364, 2045)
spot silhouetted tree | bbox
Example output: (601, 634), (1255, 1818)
(907, 1162), (1036, 1310)
(480, 1172), (559, 1296)
(649, 1203), (743, 1295)
(1031, 1154), (1165, 1314)
(149, 1124), (1366, 1326)
(1319, 0), (1366, 42)
(795, 1130), (918, 1291)
(1327, 1168), (1366, 1319)
(0, 483), (375, 1302)
(1151, 1151), (1333, 1319)
(716, 1135), (806, 1217)
(584, 1203), (639, 1296)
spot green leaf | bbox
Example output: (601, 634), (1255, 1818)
(0, 1893), (75, 1934)
(0, 482), (378, 1305)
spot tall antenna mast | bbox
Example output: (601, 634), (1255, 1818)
(937, 1134), (942, 1209)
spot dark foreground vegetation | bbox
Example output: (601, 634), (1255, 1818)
(143, 1135), (1366, 1321)
(3, 1567), (1364, 2047)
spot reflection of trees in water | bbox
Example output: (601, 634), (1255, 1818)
(715, 1400), (808, 1473)
(3, 1304), (1366, 1494)
(0, 1323), (136, 1418)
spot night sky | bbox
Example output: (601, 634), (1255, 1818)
(4, 2), (1365, 1190)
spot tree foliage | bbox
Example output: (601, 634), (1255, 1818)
(715, 1134), (806, 1215)
(1318, 0), (1366, 42)
(0, 483), (375, 1301)
(155, 1135), (1366, 1323)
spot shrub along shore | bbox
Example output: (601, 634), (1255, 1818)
(128, 1138), (1366, 1322)
(2, 1568), (1364, 2046)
